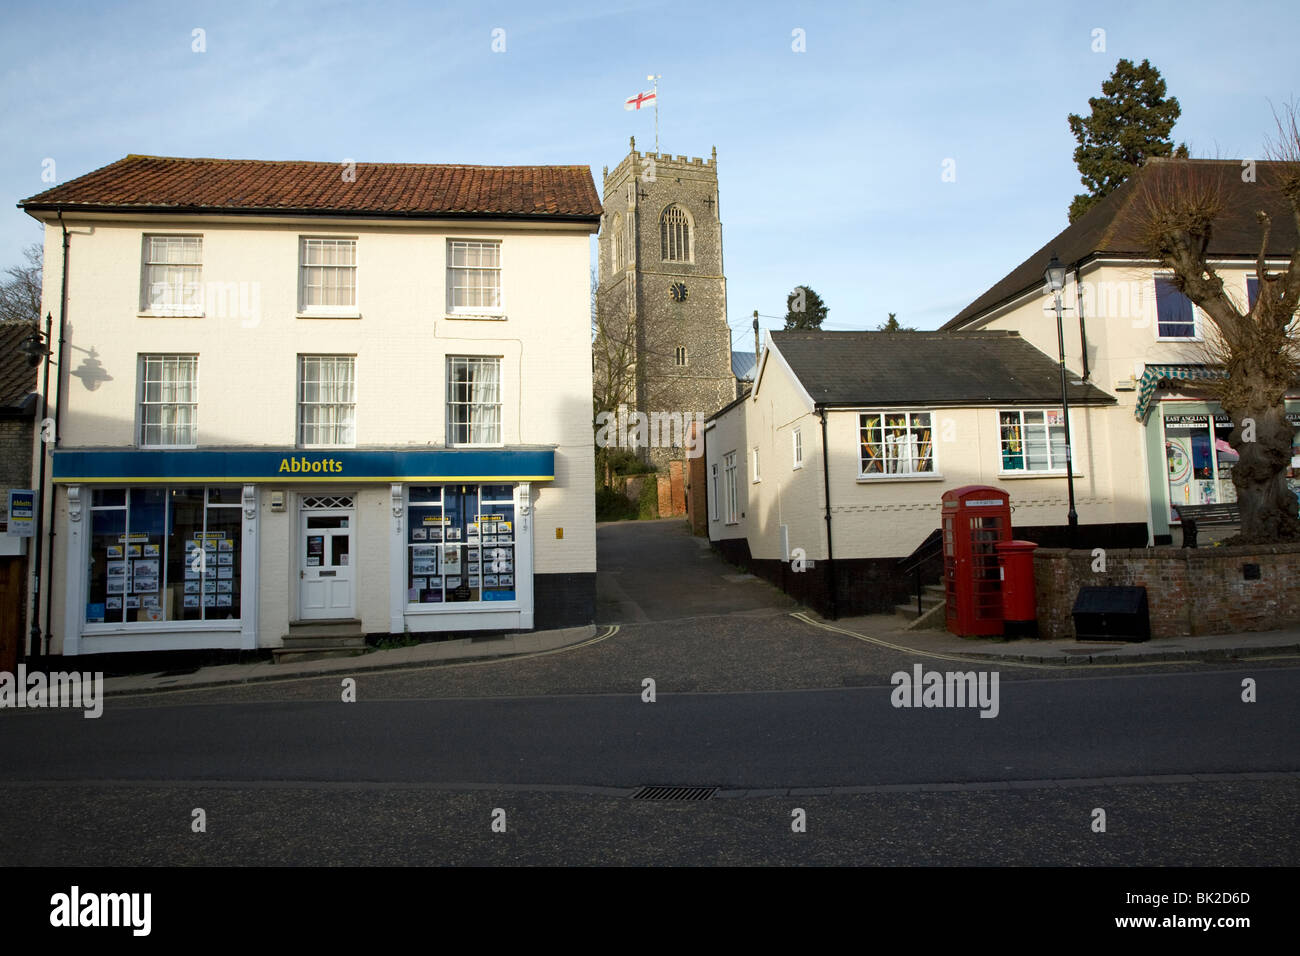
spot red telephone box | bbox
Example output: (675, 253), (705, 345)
(942, 485), (1012, 636)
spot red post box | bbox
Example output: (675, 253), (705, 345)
(942, 485), (1011, 637)
(996, 540), (1039, 638)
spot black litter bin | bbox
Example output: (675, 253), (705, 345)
(1071, 586), (1150, 642)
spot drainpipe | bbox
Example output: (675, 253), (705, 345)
(44, 212), (70, 655)
(818, 404), (837, 619)
(27, 311), (53, 660)
(1074, 263), (1090, 383)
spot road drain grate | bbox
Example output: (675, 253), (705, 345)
(631, 786), (717, 801)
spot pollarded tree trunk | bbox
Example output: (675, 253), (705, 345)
(1227, 399), (1300, 541)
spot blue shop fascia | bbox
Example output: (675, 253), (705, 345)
(49, 446), (556, 655)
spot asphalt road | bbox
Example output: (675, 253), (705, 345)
(2, 518), (1296, 866)
(2, 669), (1296, 788)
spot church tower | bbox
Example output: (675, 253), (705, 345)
(595, 138), (735, 469)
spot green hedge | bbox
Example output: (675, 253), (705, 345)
(637, 475), (660, 519)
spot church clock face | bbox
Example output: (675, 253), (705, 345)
(669, 281), (688, 303)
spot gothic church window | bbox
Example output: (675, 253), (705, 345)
(612, 213), (625, 271)
(660, 204), (692, 262)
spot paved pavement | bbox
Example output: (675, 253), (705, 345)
(91, 516), (1300, 699)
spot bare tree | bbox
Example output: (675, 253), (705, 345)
(0, 243), (42, 325)
(592, 271), (733, 484)
(1135, 108), (1300, 542)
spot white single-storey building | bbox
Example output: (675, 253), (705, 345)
(706, 329), (1141, 616)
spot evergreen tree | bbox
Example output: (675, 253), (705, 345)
(1068, 58), (1187, 222)
(875, 312), (913, 332)
(783, 285), (828, 330)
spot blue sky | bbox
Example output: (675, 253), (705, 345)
(1, 0), (1297, 349)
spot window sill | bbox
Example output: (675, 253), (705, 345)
(856, 473), (944, 483)
(1155, 335), (1201, 343)
(793, 463), (803, 470)
(444, 313), (507, 322)
(83, 620), (241, 635)
(297, 312), (361, 320)
(998, 470), (1084, 479)
(139, 311), (204, 318)
(139, 445), (198, 451)
(405, 601), (520, 612)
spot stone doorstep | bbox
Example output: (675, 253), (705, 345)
(272, 647), (369, 665)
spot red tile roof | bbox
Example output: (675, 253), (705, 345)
(19, 155), (602, 221)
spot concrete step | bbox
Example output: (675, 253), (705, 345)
(276, 619), (367, 662)
(893, 586), (946, 621)
(280, 634), (367, 650)
(273, 645), (370, 664)
(287, 618), (363, 635)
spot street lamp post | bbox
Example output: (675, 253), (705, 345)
(1044, 255), (1079, 546)
(18, 314), (54, 659)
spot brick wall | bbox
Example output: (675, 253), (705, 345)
(0, 419), (33, 491)
(1034, 543), (1300, 639)
(685, 425), (707, 535)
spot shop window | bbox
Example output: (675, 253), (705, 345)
(1163, 414), (1239, 521)
(86, 486), (241, 625)
(407, 484), (517, 606)
(858, 411), (934, 477)
(999, 409), (1068, 472)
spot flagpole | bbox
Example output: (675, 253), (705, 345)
(647, 74), (661, 152)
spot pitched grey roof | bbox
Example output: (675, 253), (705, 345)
(943, 158), (1300, 330)
(769, 330), (1114, 406)
(731, 350), (757, 381)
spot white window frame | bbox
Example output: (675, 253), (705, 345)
(857, 410), (937, 480)
(140, 234), (203, 316)
(446, 239), (503, 317)
(298, 355), (357, 448)
(723, 451), (739, 525)
(298, 237), (358, 316)
(752, 446), (761, 483)
(792, 428), (803, 469)
(710, 463), (719, 521)
(997, 408), (1072, 475)
(446, 355), (503, 447)
(138, 354), (198, 448)
(1153, 273), (1202, 342)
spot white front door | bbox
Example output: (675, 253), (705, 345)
(300, 508), (355, 619)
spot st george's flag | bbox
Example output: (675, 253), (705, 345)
(624, 89), (656, 110)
